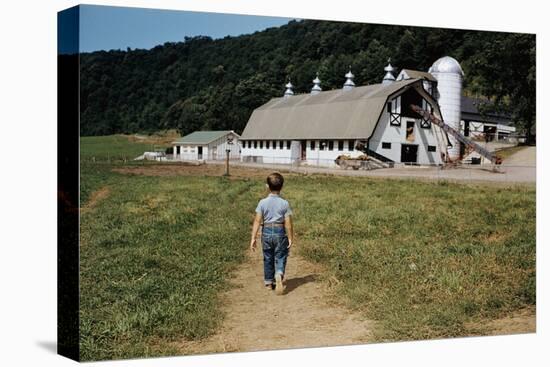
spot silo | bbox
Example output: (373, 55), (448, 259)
(429, 56), (464, 161)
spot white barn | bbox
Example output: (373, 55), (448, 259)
(172, 130), (240, 161)
(240, 56), (517, 167)
(396, 64), (517, 144)
(240, 63), (449, 167)
(459, 96), (516, 142)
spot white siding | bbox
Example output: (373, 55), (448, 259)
(241, 139), (364, 167)
(241, 140), (293, 164)
(431, 71), (463, 160)
(305, 140), (363, 167)
(369, 98), (443, 165)
(460, 119), (516, 139)
(208, 133), (240, 160)
(179, 144), (200, 161)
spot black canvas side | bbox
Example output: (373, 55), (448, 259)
(57, 5), (80, 361)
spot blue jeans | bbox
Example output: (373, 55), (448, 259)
(261, 226), (289, 285)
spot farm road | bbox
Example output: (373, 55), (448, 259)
(177, 248), (373, 354)
(504, 146), (536, 166)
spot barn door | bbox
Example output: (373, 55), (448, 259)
(401, 144), (418, 164)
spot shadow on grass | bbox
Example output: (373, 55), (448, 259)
(285, 274), (318, 294)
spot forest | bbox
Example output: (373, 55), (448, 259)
(78, 19), (535, 140)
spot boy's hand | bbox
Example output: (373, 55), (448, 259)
(288, 239), (293, 249)
(250, 238), (257, 252)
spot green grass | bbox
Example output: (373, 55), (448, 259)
(80, 174), (260, 360)
(291, 177), (536, 341)
(80, 135), (163, 160)
(80, 135), (170, 204)
(79, 135), (536, 359)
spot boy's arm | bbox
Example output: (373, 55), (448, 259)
(250, 212), (262, 251)
(285, 215), (294, 248)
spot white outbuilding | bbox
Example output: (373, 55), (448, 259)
(172, 130), (240, 161)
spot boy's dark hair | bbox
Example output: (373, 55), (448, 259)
(267, 172), (284, 191)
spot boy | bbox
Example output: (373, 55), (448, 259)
(250, 172), (294, 295)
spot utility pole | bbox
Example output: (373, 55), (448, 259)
(223, 135), (234, 176)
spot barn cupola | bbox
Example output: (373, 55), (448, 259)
(382, 58), (396, 85)
(311, 73), (322, 95)
(343, 67), (355, 91)
(284, 79), (294, 98)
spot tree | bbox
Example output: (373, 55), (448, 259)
(468, 34), (536, 142)
(79, 19), (535, 139)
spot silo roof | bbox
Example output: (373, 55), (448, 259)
(429, 56), (464, 75)
(240, 79), (423, 140)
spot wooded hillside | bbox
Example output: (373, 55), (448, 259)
(78, 19), (535, 139)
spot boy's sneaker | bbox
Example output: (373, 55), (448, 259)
(265, 283), (274, 291)
(275, 273), (284, 295)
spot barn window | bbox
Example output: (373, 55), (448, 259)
(390, 113), (401, 126)
(266, 140), (270, 149)
(406, 121), (415, 142)
(328, 141), (334, 151)
(319, 140), (326, 151)
(272, 141), (276, 150)
(420, 103), (432, 129)
(387, 102), (392, 113)
(279, 140), (283, 149)
(253, 141), (257, 149)
(338, 140), (344, 151)
(286, 140), (291, 149)
(428, 145), (436, 152)
(400, 88), (423, 118)
(260, 141), (264, 149)
(382, 142), (391, 149)
(247, 141), (251, 148)
(310, 140), (315, 150)
(348, 140), (355, 151)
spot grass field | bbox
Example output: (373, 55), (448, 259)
(79, 135), (536, 360)
(80, 135), (171, 204)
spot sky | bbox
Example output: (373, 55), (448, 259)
(70, 5), (294, 53)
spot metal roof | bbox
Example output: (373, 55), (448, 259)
(173, 130), (237, 145)
(240, 79), (423, 140)
(399, 69), (437, 82)
(461, 96), (514, 126)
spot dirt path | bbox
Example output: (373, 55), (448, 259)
(466, 306), (536, 336)
(177, 249), (373, 354)
(504, 146), (536, 166)
(115, 160), (535, 185)
(81, 186), (110, 213)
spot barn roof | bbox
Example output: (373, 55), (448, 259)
(461, 96), (514, 126)
(173, 130), (237, 145)
(240, 79), (422, 140)
(399, 69), (437, 82)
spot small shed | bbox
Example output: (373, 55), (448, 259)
(172, 130), (240, 161)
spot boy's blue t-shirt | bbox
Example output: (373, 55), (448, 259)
(255, 193), (292, 224)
